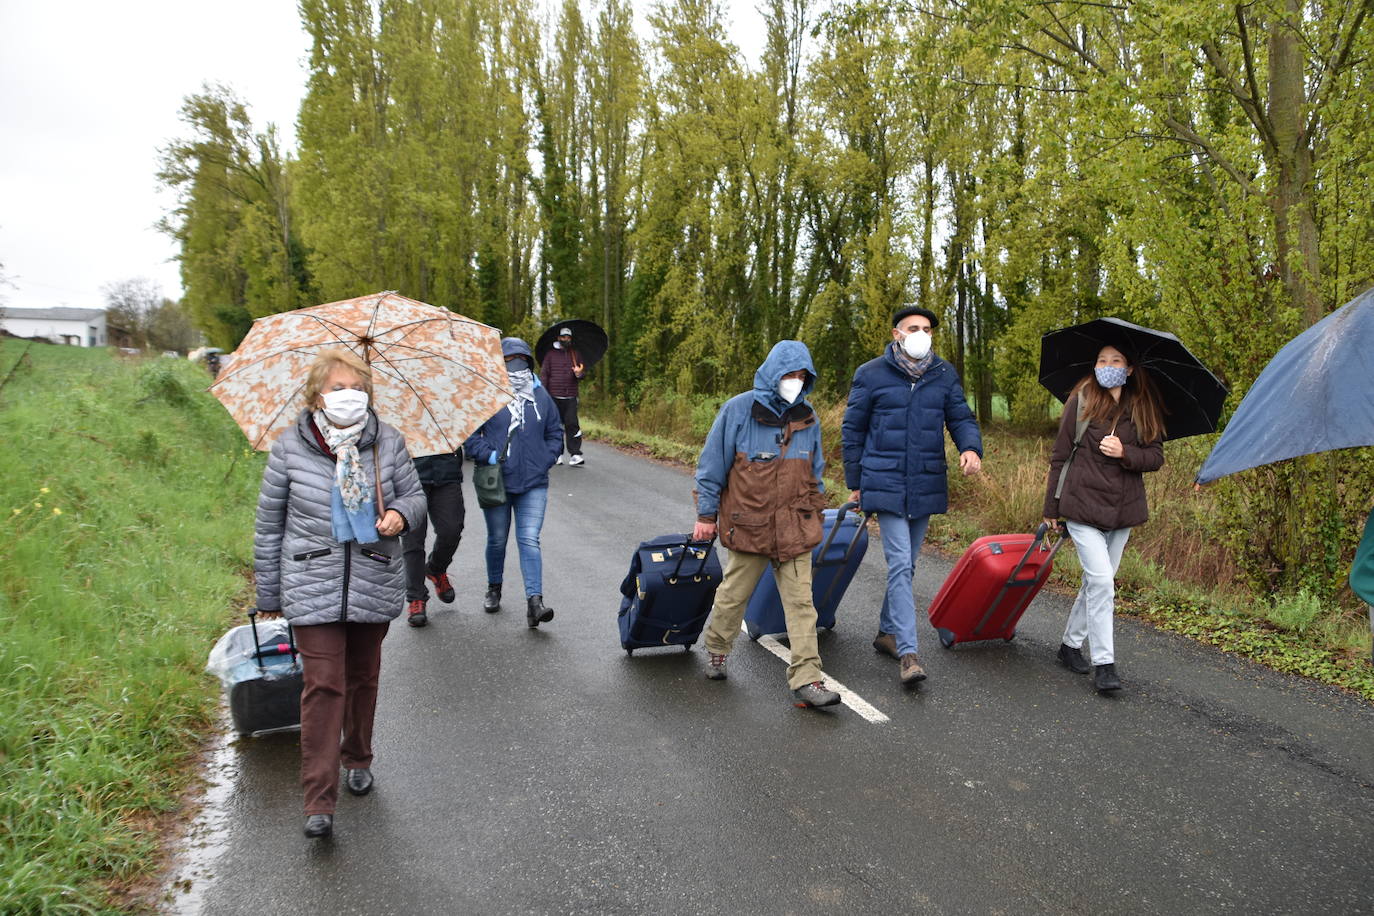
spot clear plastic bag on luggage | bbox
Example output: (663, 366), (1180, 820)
(206, 618), (301, 688)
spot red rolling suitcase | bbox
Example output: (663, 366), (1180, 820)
(927, 523), (1065, 648)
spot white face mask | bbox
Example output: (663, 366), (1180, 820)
(321, 388), (369, 426)
(901, 328), (932, 359)
(778, 377), (805, 404)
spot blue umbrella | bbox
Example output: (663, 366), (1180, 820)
(1196, 286), (1374, 483)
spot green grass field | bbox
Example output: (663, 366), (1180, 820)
(0, 340), (261, 913)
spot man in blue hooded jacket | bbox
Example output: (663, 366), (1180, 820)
(693, 340), (840, 709)
(842, 306), (983, 685)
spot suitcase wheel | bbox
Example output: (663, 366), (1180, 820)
(938, 628), (956, 649)
(626, 648), (634, 656)
(683, 644), (691, 653)
(745, 621), (762, 641)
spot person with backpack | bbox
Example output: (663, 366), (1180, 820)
(1043, 344), (1165, 693)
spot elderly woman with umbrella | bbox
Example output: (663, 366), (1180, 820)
(1040, 318), (1226, 694)
(211, 292), (512, 839)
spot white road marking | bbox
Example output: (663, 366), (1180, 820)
(746, 624), (890, 724)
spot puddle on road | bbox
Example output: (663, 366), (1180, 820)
(159, 712), (246, 915)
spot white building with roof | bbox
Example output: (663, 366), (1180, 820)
(0, 307), (108, 347)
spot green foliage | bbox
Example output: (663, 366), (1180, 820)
(0, 341), (260, 912)
(158, 0), (1374, 595)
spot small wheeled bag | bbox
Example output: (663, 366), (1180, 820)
(206, 609), (305, 736)
(618, 535), (722, 655)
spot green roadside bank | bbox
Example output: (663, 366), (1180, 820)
(581, 414), (1374, 703)
(0, 340), (262, 913)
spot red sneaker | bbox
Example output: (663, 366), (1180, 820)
(406, 598), (428, 627)
(426, 571), (455, 603)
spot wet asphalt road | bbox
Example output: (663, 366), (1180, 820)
(168, 440), (1374, 915)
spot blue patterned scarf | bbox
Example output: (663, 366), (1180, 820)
(315, 412), (379, 544)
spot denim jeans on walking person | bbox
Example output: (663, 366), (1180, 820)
(482, 486), (549, 597)
(876, 512), (932, 657)
(1062, 521), (1132, 665)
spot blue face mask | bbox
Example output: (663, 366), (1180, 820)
(1095, 365), (1129, 389)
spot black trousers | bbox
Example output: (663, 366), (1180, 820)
(553, 395), (582, 456)
(402, 480), (465, 600)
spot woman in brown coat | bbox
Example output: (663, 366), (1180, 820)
(1043, 345), (1165, 693)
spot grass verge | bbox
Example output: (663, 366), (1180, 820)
(583, 396), (1374, 703)
(0, 341), (261, 913)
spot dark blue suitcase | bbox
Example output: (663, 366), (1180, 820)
(618, 535), (723, 655)
(744, 504), (869, 640)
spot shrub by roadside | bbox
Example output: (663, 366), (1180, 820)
(0, 341), (261, 912)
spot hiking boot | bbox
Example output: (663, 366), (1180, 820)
(569, 454), (585, 467)
(483, 583), (501, 613)
(899, 653), (927, 684)
(792, 681), (841, 708)
(427, 570), (455, 604)
(872, 631), (898, 660)
(1058, 643), (1090, 674)
(527, 594), (554, 628)
(406, 598), (428, 627)
(705, 653), (728, 680)
(1094, 663), (1123, 692)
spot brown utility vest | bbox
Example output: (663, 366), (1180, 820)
(717, 411), (828, 562)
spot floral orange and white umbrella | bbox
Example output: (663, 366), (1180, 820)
(210, 291), (512, 456)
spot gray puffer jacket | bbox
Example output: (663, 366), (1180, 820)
(254, 410), (426, 626)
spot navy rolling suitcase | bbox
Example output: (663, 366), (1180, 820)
(618, 535), (722, 655)
(744, 503), (870, 640)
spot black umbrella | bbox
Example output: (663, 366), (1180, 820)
(1038, 317), (1227, 441)
(534, 319), (609, 370)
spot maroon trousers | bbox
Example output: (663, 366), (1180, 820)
(293, 621), (390, 815)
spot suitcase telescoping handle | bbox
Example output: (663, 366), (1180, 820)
(969, 523), (1066, 638)
(668, 536), (717, 584)
(247, 607), (298, 670)
(815, 501), (872, 611)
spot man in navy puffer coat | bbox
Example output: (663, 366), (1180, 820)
(842, 306), (982, 685)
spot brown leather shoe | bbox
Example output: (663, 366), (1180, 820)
(899, 653), (927, 684)
(872, 632), (898, 659)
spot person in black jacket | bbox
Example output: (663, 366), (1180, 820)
(401, 451), (465, 627)
(1042, 344), (1165, 693)
(464, 338), (564, 627)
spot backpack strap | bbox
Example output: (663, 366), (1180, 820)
(1053, 395), (1091, 501)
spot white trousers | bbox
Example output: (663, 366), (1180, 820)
(1063, 521), (1132, 665)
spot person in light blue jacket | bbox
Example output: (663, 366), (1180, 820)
(693, 340), (840, 709)
(842, 306), (982, 685)
(464, 338), (563, 628)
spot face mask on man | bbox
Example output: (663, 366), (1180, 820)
(901, 328), (932, 359)
(321, 388), (369, 426)
(778, 377), (805, 404)
(1094, 365), (1129, 389)
(508, 366), (533, 386)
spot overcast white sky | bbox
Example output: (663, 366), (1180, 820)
(0, 1), (769, 313)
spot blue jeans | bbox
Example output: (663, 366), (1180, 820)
(481, 487), (548, 597)
(876, 512), (932, 657)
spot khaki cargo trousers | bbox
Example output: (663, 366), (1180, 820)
(703, 550), (823, 689)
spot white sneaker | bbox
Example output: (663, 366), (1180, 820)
(569, 454), (585, 467)
(555, 455), (564, 465)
